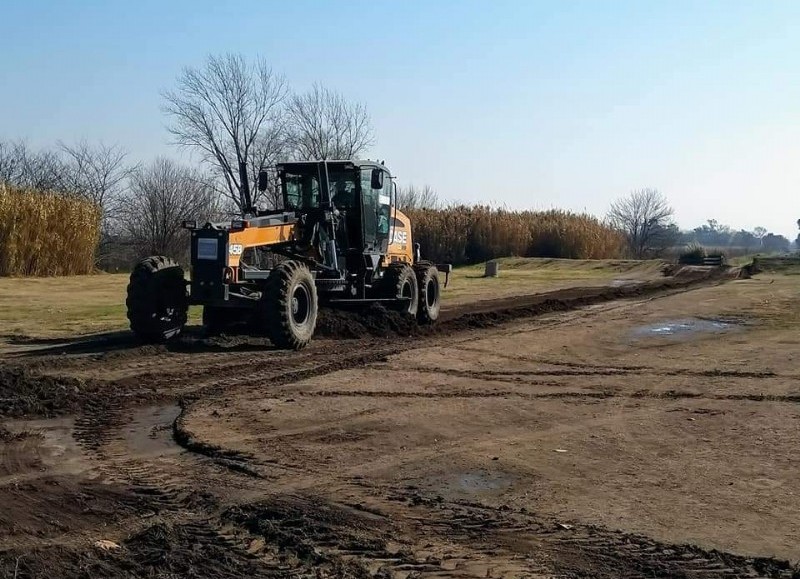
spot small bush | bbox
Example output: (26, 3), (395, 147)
(0, 182), (101, 276)
(679, 242), (707, 264)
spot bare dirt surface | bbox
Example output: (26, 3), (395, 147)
(2, 266), (799, 578)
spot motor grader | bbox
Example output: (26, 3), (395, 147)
(125, 160), (450, 349)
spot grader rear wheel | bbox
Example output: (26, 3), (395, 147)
(260, 261), (318, 350)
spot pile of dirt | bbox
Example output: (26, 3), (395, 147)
(316, 304), (418, 339)
(224, 495), (391, 575)
(0, 521), (274, 579)
(311, 266), (740, 342)
(0, 365), (89, 418)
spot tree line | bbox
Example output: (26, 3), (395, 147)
(1, 53), (796, 271)
(399, 186), (796, 260)
(0, 54), (374, 268)
(604, 188), (794, 258)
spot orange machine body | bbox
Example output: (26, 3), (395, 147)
(224, 209), (415, 271)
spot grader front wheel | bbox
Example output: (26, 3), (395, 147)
(126, 256), (188, 342)
(384, 264), (419, 316)
(415, 264), (441, 324)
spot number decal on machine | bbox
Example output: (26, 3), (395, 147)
(229, 244), (244, 256)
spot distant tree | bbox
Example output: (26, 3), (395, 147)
(396, 184), (440, 210)
(690, 219), (734, 247)
(0, 140), (64, 190)
(118, 158), (219, 260)
(761, 233), (790, 254)
(162, 54), (289, 213)
(58, 140), (132, 219)
(607, 188), (676, 258)
(286, 83), (374, 161)
(753, 226), (768, 242)
(731, 229), (758, 251)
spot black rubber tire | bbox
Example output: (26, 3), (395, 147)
(415, 265), (441, 324)
(383, 263), (419, 316)
(261, 261), (318, 350)
(126, 256), (188, 342)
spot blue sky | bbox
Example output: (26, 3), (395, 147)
(2, 0), (799, 236)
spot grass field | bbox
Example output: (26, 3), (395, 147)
(0, 258), (665, 340)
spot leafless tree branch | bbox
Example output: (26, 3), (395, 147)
(607, 188), (675, 258)
(117, 158), (220, 260)
(286, 83), (374, 161)
(162, 54), (289, 213)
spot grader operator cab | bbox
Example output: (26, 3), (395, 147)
(125, 160), (450, 349)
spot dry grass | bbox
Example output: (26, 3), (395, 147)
(0, 273), (202, 341)
(0, 183), (101, 276)
(407, 206), (626, 264)
(442, 257), (665, 305)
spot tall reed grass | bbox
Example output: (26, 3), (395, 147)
(0, 183), (101, 276)
(406, 206), (625, 265)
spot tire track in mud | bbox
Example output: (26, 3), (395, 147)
(291, 388), (800, 405)
(204, 490), (800, 578)
(406, 365), (784, 379)
(417, 497), (800, 578)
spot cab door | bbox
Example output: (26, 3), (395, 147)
(360, 167), (391, 254)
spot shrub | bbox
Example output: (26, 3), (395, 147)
(0, 182), (101, 276)
(678, 243), (707, 265)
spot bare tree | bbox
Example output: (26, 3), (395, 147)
(396, 184), (440, 210)
(118, 158), (219, 260)
(59, 140), (132, 215)
(0, 140), (65, 190)
(286, 83), (374, 161)
(608, 188), (676, 258)
(162, 54), (289, 213)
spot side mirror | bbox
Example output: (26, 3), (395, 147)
(257, 170), (269, 192)
(371, 168), (384, 190)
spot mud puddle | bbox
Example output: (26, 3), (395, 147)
(426, 469), (515, 499)
(0, 415), (90, 481)
(633, 317), (743, 339)
(122, 403), (182, 458)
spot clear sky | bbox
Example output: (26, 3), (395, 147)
(2, 0), (799, 236)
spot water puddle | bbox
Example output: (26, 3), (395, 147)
(1, 415), (90, 479)
(428, 470), (515, 499)
(457, 471), (513, 492)
(633, 318), (742, 339)
(123, 404), (182, 458)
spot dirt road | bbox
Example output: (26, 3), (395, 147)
(1, 269), (798, 578)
